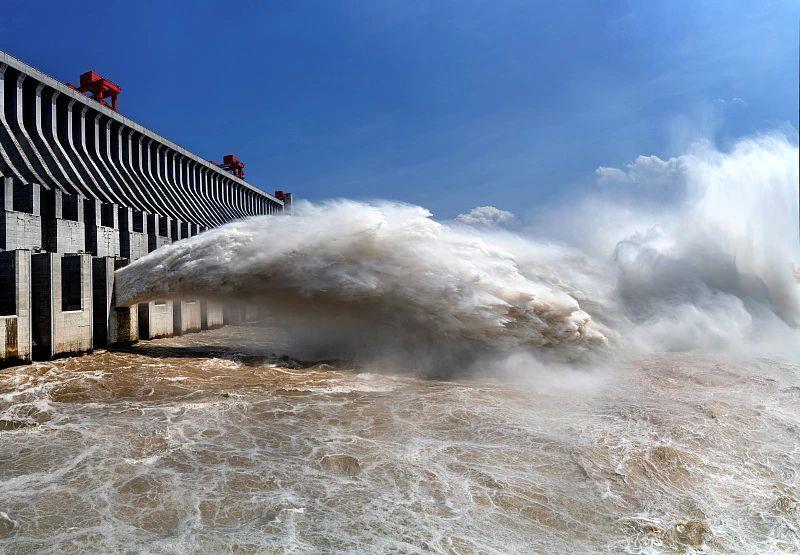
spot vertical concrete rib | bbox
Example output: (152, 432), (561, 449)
(228, 180), (246, 219)
(46, 92), (90, 198)
(235, 184), (243, 215)
(180, 156), (213, 227)
(121, 130), (159, 214)
(133, 135), (166, 215)
(229, 179), (247, 219)
(15, 74), (58, 191)
(32, 85), (75, 194)
(140, 138), (179, 220)
(186, 160), (208, 223)
(0, 63), (43, 183)
(198, 164), (222, 225)
(165, 149), (203, 225)
(203, 168), (219, 222)
(177, 155), (214, 227)
(210, 170), (232, 224)
(157, 143), (191, 221)
(89, 113), (129, 206)
(156, 147), (184, 219)
(216, 174), (238, 222)
(70, 103), (112, 203)
(152, 143), (187, 220)
(97, 117), (140, 209)
(78, 106), (119, 202)
(56, 97), (99, 200)
(105, 121), (146, 212)
(201, 167), (222, 224)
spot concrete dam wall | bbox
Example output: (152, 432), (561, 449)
(0, 49), (286, 366)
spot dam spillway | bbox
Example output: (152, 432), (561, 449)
(0, 49), (288, 365)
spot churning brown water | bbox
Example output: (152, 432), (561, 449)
(1, 323), (798, 553)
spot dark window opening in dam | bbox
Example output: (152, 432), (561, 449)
(12, 182), (34, 213)
(0, 255), (16, 316)
(100, 203), (115, 228)
(158, 217), (167, 238)
(61, 255), (82, 312)
(132, 211), (144, 233)
(62, 195), (79, 222)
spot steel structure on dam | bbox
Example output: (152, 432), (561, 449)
(0, 49), (287, 365)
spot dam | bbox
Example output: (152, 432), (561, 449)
(0, 49), (289, 365)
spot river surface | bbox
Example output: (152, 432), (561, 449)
(0, 324), (798, 554)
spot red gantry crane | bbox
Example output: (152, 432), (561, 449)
(215, 154), (246, 179)
(67, 70), (121, 111)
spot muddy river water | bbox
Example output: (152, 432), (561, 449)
(0, 325), (798, 553)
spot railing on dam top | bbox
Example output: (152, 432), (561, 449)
(0, 49), (283, 229)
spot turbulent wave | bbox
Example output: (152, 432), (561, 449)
(117, 201), (608, 367)
(116, 132), (800, 365)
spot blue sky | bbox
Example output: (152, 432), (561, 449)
(2, 0), (797, 218)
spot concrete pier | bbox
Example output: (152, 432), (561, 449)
(173, 300), (201, 335)
(224, 303), (244, 325)
(147, 213), (171, 253)
(244, 304), (261, 323)
(137, 300), (173, 339)
(0, 249), (32, 364)
(118, 207), (149, 261)
(92, 257), (137, 346)
(31, 252), (93, 359)
(84, 198), (120, 257)
(42, 188), (85, 253)
(1, 178), (41, 251)
(201, 300), (224, 330)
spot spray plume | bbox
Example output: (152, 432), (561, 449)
(116, 133), (800, 366)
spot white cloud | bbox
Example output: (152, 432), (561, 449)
(714, 97), (747, 107)
(595, 154), (686, 189)
(456, 205), (516, 227)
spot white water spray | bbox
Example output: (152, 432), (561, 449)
(116, 133), (800, 365)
